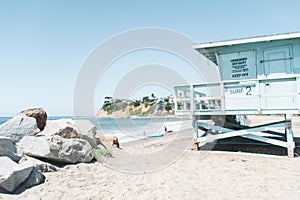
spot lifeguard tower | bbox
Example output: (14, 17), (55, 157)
(174, 32), (300, 157)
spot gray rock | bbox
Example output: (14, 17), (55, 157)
(18, 136), (50, 157)
(57, 126), (79, 139)
(0, 136), (22, 162)
(38, 119), (79, 138)
(0, 156), (44, 194)
(14, 165), (45, 194)
(18, 135), (94, 164)
(39, 119), (98, 148)
(0, 114), (38, 142)
(18, 155), (58, 173)
(74, 120), (98, 148)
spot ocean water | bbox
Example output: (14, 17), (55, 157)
(0, 116), (185, 143)
(0, 117), (11, 125)
(80, 117), (185, 142)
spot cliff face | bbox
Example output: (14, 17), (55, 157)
(96, 98), (175, 118)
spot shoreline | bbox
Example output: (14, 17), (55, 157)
(102, 119), (193, 144)
(95, 114), (189, 119)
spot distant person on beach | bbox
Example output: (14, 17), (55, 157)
(112, 136), (120, 148)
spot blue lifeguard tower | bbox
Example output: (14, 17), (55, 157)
(174, 32), (300, 157)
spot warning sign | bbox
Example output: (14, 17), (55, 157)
(219, 50), (256, 80)
(231, 57), (249, 78)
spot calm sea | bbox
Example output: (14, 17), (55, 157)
(0, 117), (183, 143)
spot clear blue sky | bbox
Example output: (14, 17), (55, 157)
(1, 0), (300, 116)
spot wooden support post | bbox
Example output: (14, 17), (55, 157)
(192, 115), (199, 151)
(193, 143), (199, 151)
(285, 114), (295, 157)
(193, 115), (199, 139)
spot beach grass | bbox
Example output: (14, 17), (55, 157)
(93, 148), (112, 162)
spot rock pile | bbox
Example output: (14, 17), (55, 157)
(0, 108), (107, 194)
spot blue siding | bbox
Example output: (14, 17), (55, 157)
(293, 43), (300, 73)
(213, 38), (300, 79)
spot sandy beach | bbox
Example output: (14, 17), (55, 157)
(1, 115), (300, 200)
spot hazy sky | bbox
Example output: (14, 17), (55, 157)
(1, 0), (300, 116)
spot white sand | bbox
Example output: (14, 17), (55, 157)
(1, 116), (300, 200)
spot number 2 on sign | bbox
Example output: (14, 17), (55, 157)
(246, 86), (252, 95)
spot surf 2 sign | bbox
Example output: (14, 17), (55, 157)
(225, 85), (254, 98)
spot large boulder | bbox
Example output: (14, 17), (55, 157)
(20, 108), (47, 131)
(0, 136), (22, 162)
(39, 119), (98, 148)
(18, 155), (58, 173)
(74, 120), (98, 148)
(39, 119), (80, 138)
(0, 114), (38, 142)
(18, 135), (94, 164)
(14, 164), (45, 194)
(0, 156), (45, 194)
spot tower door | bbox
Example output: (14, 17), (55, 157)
(262, 46), (292, 77)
